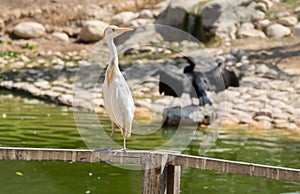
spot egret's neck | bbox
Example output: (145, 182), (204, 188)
(106, 37), (119, 67)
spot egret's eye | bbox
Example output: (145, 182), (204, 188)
(112, 28), (115, 32)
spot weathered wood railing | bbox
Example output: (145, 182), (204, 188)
(0, 147), (300, 194)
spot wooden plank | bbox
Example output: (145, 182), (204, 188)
(167, 165), (181, 194)
(0, 147), (299, 183)
(170, 153), (300, 183)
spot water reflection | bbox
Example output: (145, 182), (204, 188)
(0, 91), (300, 193)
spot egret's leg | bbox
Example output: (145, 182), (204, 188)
(94, 122), (115, 152)
(109, 122), (115, 149)
(121, 127), (127, 152)
(122, 137), (126, 152)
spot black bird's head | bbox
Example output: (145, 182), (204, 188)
(182, 56), (196, 73)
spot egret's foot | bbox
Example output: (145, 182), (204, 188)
(112, 148), (127, 155)
(93, 146), (113, 152)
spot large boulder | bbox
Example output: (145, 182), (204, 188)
(79, 20), (108, 42)
(201, 0), (263, 39)
(266, 23), (291, 38)
(155, 0), (205, 27)
(13, 22), (46, 38)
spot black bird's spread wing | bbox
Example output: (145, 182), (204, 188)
(155, 70), (192, 97)
(153, 56), (239, 106)
(201, 67), (226, 92)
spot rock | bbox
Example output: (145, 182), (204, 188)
(13, 22), (46, 38)
(293, 117), (300, 126)
(10, 61), (25, 69)
(287, 107), (300, 116)
(266, 23), (291, 38)
(240, 94), (252, 100)
(149, 104), (166, 114)
(276, 11), (290, 18)
(51, 32), (69, 42)
(0, 81), (13, 89)
(295, 6), (300, 14)
(162, 105), (212, 127)
(254, 115), (272, 122)
(57, 94), (73, 106)
(255, 64), (270, 74)
(234, 104), (259, 113)
(269, 100), (287, 109)
(294, 23), (300, 37)
(222, 116), (239, 128)
(248, 119), (272, 129)
(79, 20), (108, 42)
(278, 16), (298, 27)
(237, 22), (266, 38)
(151, 0), (171, 17)
(155, 0), (204, 27)
(111, 11), (139, 25)
(257, 0), (273, 9)
(135, 98), (152, 107)
(34, 80), (51, 90)
(140, 9), (154, 19)
(201, 0), (260, 39)
(228, 108), (253, 120)
(154, 97), (173, 106)
(134, 107), (153, 121)
(275, 122), (298, 130)
(258, 120), (272, 129)
(218, 101), (234, 109)
(255, 2), (268, 12)
(130, 18), (154, 27)
(255, 19), (271, 30)
(245, 101), (264, 109)
(272, 112), (291, 120)
(254, 109), (272, 118)
(63, 27), (80, 37)
(252, 10), (266, 21)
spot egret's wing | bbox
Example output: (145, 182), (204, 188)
(110, 77), (134, 137)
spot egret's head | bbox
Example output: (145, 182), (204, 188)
(103, 25), (133, 40)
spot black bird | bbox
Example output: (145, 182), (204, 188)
(182, 56), (212, 106)
(179, 56), (239, 93)
(153, 56), (239, 106)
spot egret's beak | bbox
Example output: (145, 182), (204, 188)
(115, 27), (134, 34)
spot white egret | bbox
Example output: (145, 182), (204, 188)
(102, 25), (134, 152)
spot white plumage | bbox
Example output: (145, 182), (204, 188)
(102, 25), (134, 151)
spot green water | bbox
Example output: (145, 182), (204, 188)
(0, 90), (300, 194)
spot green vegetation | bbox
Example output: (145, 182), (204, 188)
(22, 42), (36, 50)
(0, 50), (21, 57)
(282, 0), (299, 8)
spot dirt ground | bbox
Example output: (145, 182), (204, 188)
(228, 37), (300, 75)
(1, 0), (300, 75)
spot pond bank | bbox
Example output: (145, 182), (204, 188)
(0, 45), (300, 132)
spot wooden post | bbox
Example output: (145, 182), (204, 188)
(140, 152), (181, 194)
(167, 165), (181, 194)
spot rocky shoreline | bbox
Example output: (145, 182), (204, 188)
(0, 0), (300, 132)
(0, 43), (299, 132)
